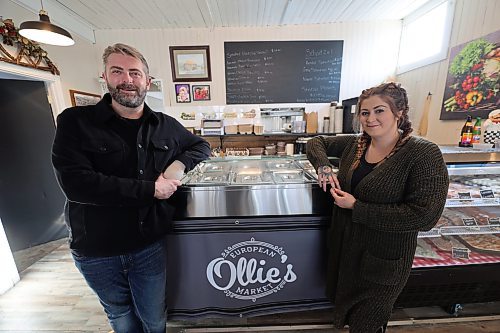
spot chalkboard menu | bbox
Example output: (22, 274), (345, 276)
(225, 41), (343, 104)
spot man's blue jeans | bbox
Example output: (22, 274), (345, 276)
(72, 239), (167, 333)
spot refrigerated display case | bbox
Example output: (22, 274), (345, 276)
(396, 147), (500, 313)
(166, 157), (332, 318)
(165, 147), (499, 319)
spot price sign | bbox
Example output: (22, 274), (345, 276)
(488, 217), (500, 225)
(462, 217), (477, 226)
(452, 247), (470, 260)
(480, 189), (495, 199)
(458, 192), (472, 200)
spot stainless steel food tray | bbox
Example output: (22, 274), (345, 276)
(176, 157), (329, 218)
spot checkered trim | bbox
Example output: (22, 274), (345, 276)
(484, 131), (500, 144)
(413, 241), (500, 268)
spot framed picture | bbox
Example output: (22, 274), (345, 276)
(440, 29), (500, 120)
(175, 84), (191, 103)
(69, 90), (101, 106)
(192, 85), (211, 101)
(169, 46), (211, 82)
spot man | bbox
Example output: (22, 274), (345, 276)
(52, 43), (210, 333)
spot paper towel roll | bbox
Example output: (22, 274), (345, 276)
(329, 107), (335, 133)
(334, 106), (343, 133)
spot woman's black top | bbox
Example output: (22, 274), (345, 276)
(351, 151), (377, 191)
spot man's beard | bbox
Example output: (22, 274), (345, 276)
(108, 83), (147, 108)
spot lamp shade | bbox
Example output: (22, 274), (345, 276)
(19, 10), (74, 46)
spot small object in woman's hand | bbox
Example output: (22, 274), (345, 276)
(319, 165), (335, 180)
(321, 165), (332, 174)
(318, 165), (335, 192)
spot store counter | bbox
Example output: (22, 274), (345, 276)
(166, 157), (332, 318)
(166, 150), (500, 318)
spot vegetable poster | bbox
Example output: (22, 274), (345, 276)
(440, 29), (500, 120)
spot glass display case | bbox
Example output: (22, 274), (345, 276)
(166, 149), (499, 318)
(413, 163), (500, 268)
(397, 149), (500, 312)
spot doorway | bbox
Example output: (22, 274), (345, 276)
(0, 79), (67, 252)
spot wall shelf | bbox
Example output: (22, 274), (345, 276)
(201, 133), (330, 150)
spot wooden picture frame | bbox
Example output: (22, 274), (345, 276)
(192, 85), (211, 101)
(169, 46), (211, 82)
(69, 90), (101, 106)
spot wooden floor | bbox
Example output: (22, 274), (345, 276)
(1, 239), (499, 333)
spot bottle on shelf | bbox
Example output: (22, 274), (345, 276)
(323, 117), (330, 133)
(459, 115), (473, 147)
(334, 105), (344, 134)
(472, 117), (482, 144)
(329, 102), (336, 133)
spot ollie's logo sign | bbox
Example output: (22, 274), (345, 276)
(206, 238), (297, 301)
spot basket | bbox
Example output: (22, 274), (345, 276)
(224, 125), (238, 134)
(253, 124), (264, 135)
(225, 148), (249, 157)
(248, 147), (264, 155)
(238, 124), (253, 134)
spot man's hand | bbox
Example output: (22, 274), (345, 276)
(163, 160), (186, 180)
(154, 175), (181, 199)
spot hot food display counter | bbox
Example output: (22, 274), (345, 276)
(166, 158), (332, 318)
(166, 148), (500, 319)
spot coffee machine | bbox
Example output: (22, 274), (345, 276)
(260, 107), (305, 133)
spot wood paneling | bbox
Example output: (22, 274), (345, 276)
(397, 0), (500, 144)
(13, 0), (430, 30)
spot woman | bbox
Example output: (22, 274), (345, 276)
(306, 82), (449, 333)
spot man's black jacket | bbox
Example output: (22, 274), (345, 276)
(52, 94), (210, 256)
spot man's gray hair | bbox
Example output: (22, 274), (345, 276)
(102, 43), (150, 76)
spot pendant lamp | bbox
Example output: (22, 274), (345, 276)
(19, 1), (74, 47)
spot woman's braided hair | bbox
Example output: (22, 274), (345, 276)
(351, 82), (413, 170)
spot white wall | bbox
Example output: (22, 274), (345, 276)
(2, 0), (403, 127)
(397, 0), (500, 144)
(43, 37), (101, 109)
(1, 1), (99, 109)
(93, 22), (401, 125)
(95, 22), (402, 106)
(4, 0), (500, 144)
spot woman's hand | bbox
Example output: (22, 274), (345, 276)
(331, 187), (356, 209)
(317, 165), (340, 192)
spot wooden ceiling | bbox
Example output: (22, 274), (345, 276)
(15, 0), (432, 30)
